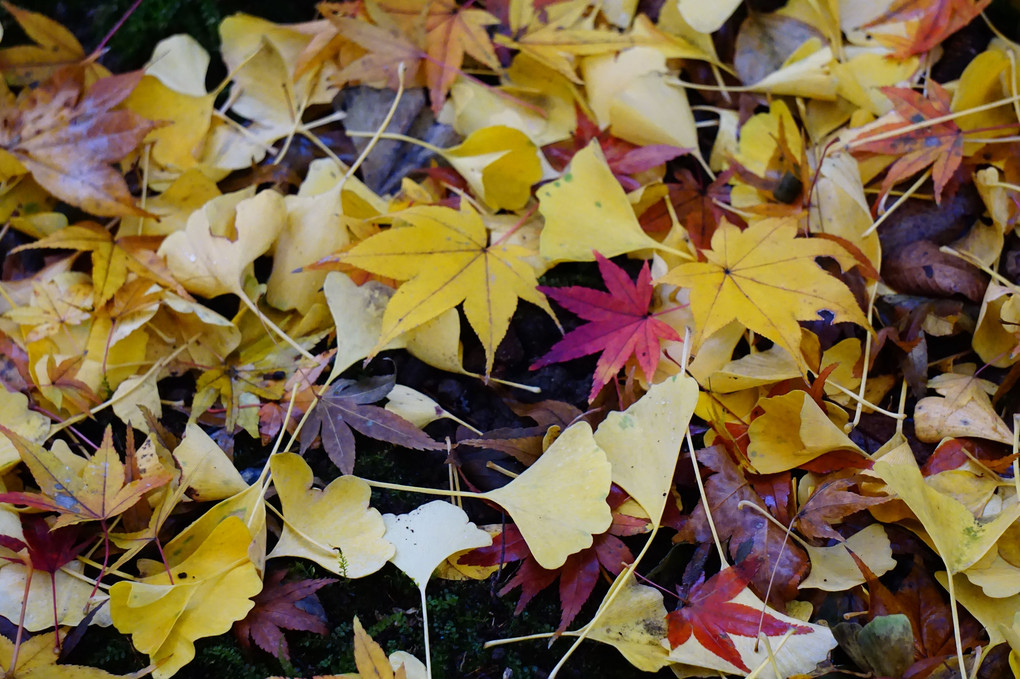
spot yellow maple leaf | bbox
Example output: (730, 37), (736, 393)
(659, 218), (869, 371)
(329, 203), (555, 374)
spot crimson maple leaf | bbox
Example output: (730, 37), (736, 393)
(530, 251), (680, 402)
(850, 82), (962, 205)
(666, 560), (812, 672)
(233, 568), (337, 661)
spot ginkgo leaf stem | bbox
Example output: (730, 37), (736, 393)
(943, 570), (968, 679)
(235, 292), (317, 361)
(941, 246), (1019, 290)
(341, 63), (406, 192)
(420, 587), (433, 679)
(846, 92), (1020, 149)
(360, 479), (486, 499)
(345, 130), (445, 155)
(1012, 415), (1020, 498)
(265, 502), (340, 558)
(862, 168), (930, 236)
(48, 340), (194, 438)
(820, 378), (905, 422)
(485, 461), (519, 479)
(689, 429), (726, 564)
(737, 501), (809, 550)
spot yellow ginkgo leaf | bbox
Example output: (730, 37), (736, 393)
(538, 141), (667, 262)
(172, 423), (249, 502)
(160, 479), (267, 571)
(873, 442), (1020, 573)
(382, 500), (491, 677)
(659, 218), (869, 372)
(158, 188), (285, 299)
(329, 204), (554, 375)
(746, 391), (864, 474)
(483, 421), (612, 569)
(441, 126), (543, 211)
(581, 47), (699, 152)
(581, 577), (670, 672)
(0, 388), (49, 473)
(800, 524), (896, 592)
(593, 373), (698, 522)
(269, 452), (393, 578)
(109, 516), (263, 679)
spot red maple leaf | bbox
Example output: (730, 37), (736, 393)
(666, 561), (812, 672)
(863, 0), (992, 58)
(458, 487), (636, 632)
(850, 82), (962, 205)
(545, 108), (687, 191)
(233, 568), (337, 661)
(638, 169), (734, 250)
(530, 251), (681, 402)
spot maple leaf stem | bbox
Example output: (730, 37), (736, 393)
(491, 203), (538, 248)
(91, 0), (144, 58)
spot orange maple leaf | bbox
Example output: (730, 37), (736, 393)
(864, 0), (992, 58)
(0, 67), (156, 217)
(850, 82), (962, 205)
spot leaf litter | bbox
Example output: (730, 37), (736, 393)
(2, 0), (1020, 678)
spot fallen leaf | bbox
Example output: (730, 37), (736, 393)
(269, 452), (394, 578)
(300, 375), (443, 475)
(322, 203), (554, 374)
(0, 67), (155, 216)
(532, 252), (681, 401)
(483, 421), (613, 569)
(0, 425), (171, 530)
(659, 218), (869, 372)
(109, 516), (263, 679)
(233, 568), (336, 661)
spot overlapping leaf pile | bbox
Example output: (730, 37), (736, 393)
(2, 0), (1020, 677)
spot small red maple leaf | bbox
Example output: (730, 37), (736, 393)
(530, 251), (681, 401)
(666, 561), (812, 672)
(850, 82), (962, 205)
(233, 569), (337, 661)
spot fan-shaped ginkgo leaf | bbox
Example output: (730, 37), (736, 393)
(484, 421), (613, 570)
(269, 452), (393, 578)
(593, 374), (698, 522)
